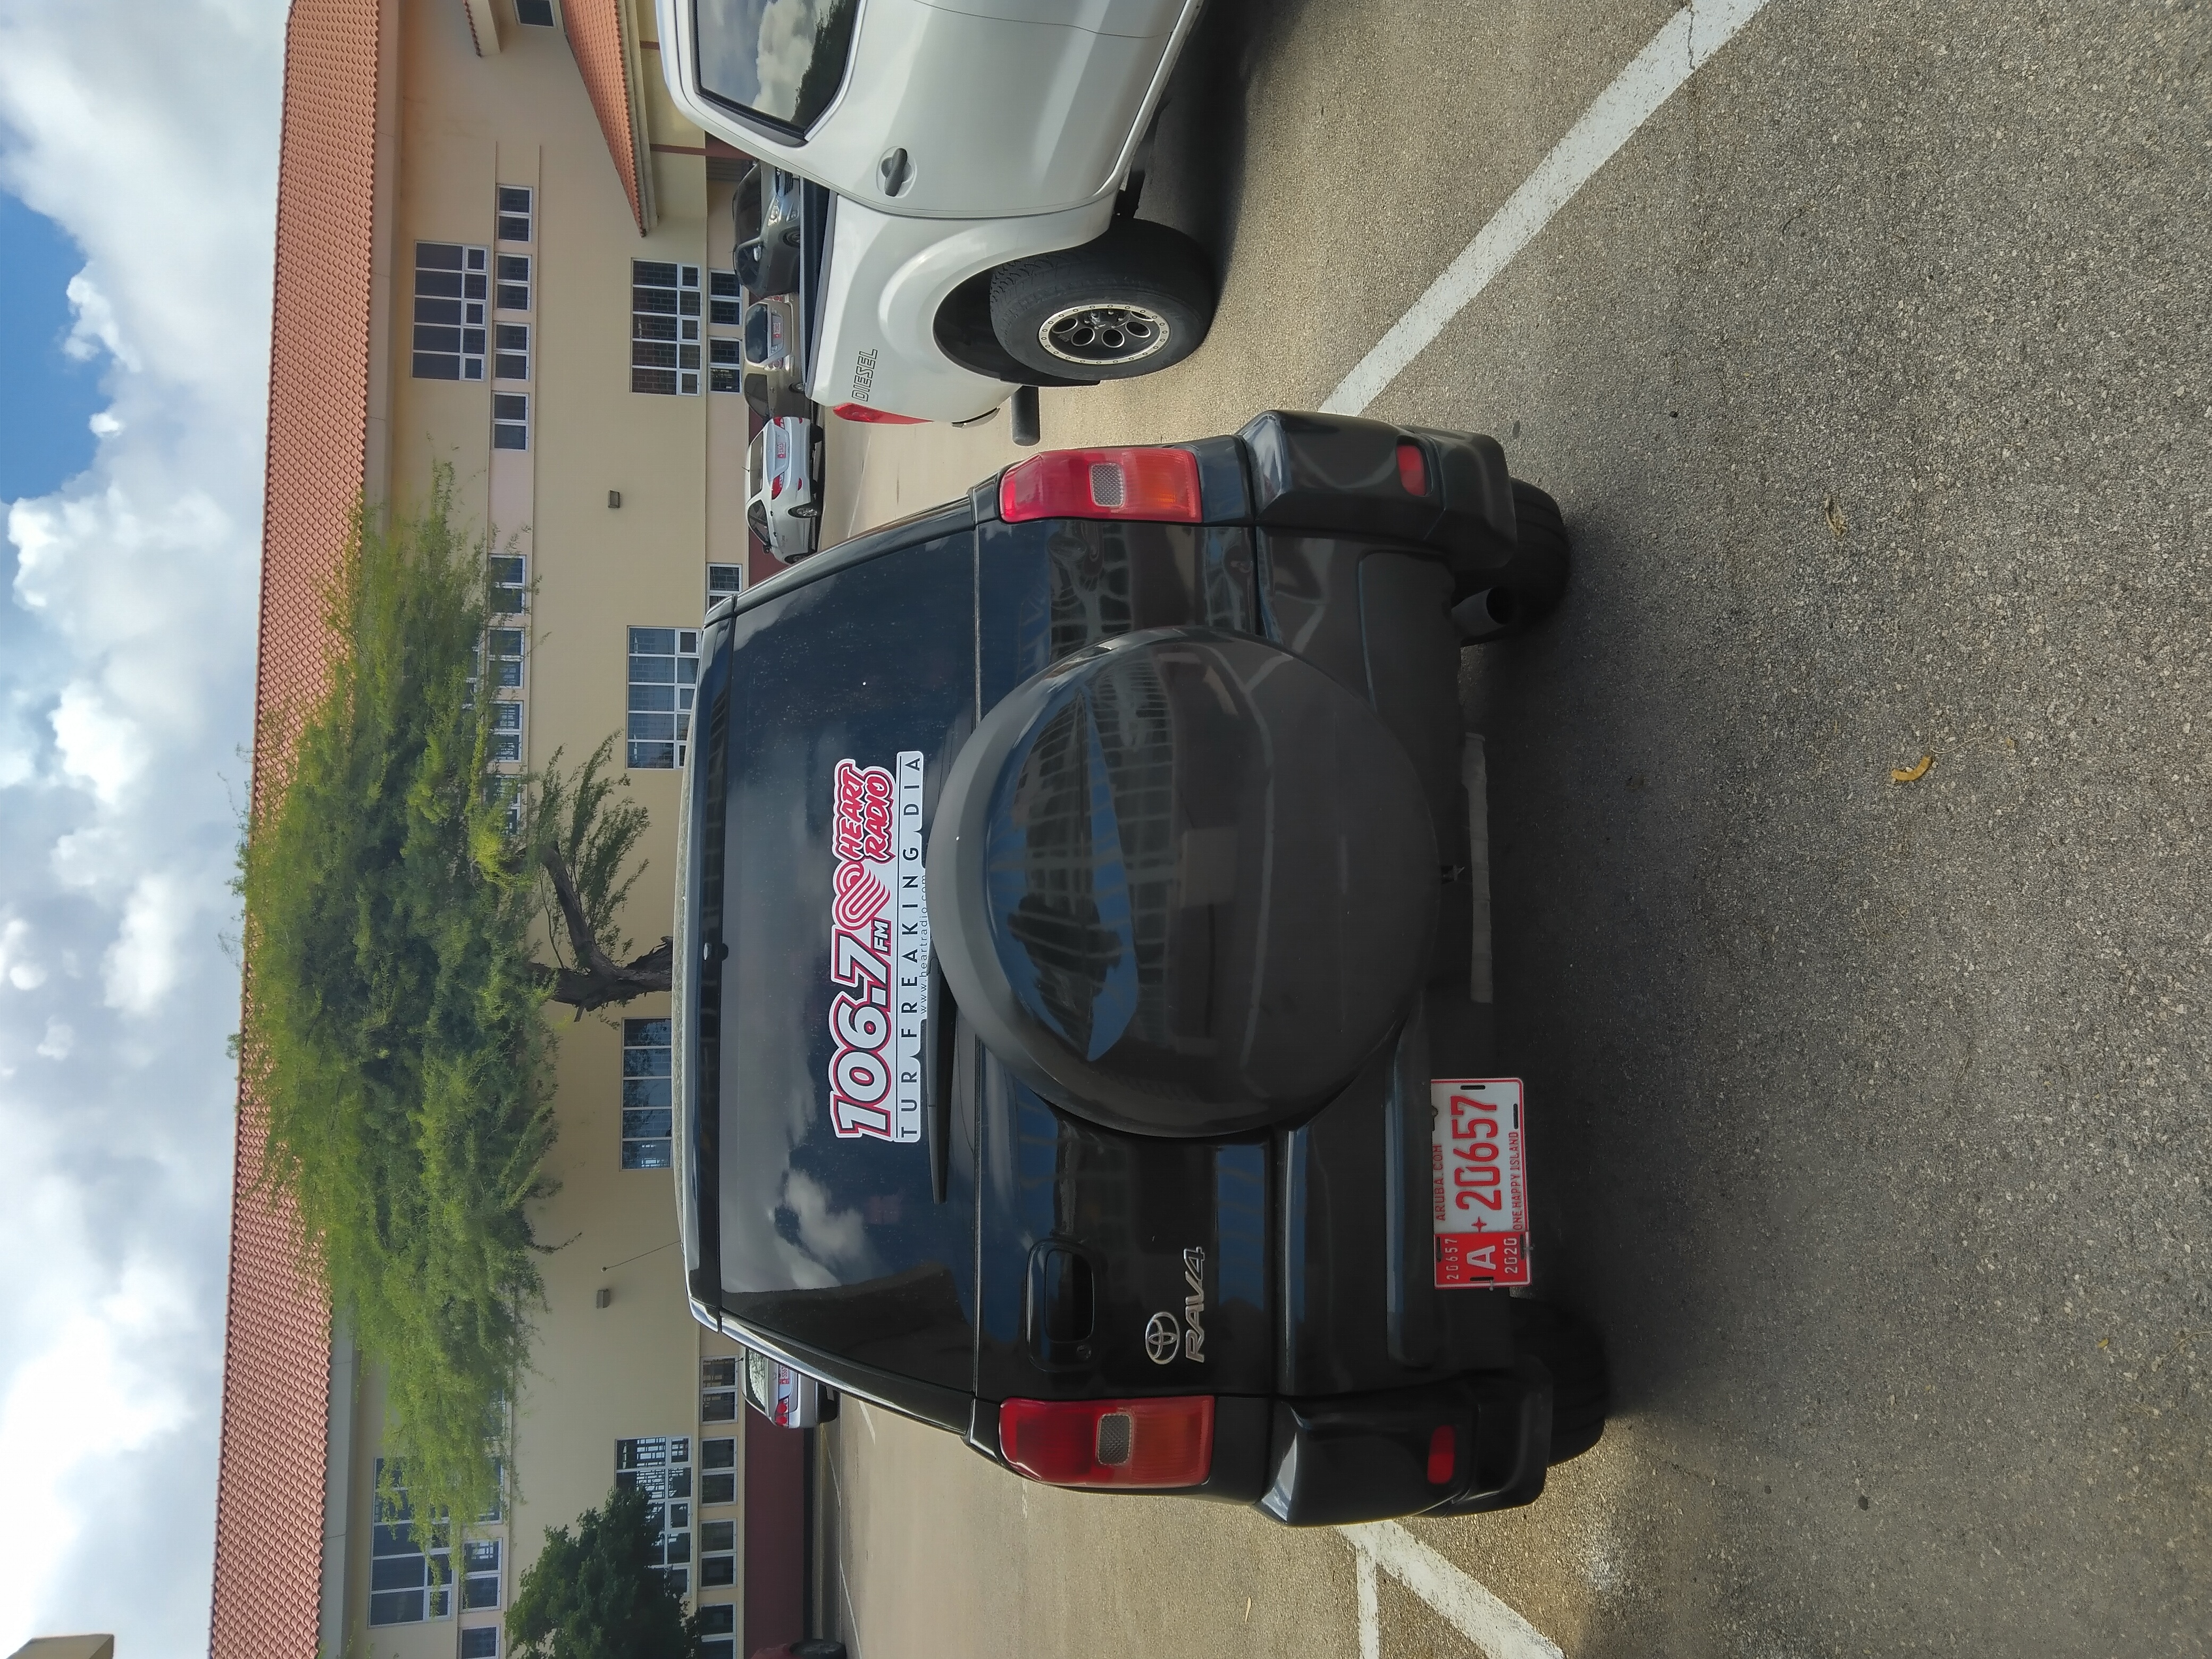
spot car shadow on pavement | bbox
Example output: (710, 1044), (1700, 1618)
(1139, 0), (1328, 284)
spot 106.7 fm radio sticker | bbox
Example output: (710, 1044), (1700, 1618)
(1431, 1077), (1531, 1287)
(826, 751), (928, 1142)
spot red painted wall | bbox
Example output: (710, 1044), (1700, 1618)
(743, 1411), (807, 1653)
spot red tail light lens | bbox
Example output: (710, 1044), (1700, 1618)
(831, 402), (926, 425)
(770, 473), (784, 498)
(1426, 1424), (1456, 1485)
(1396, 440), (1430, 497)
(999, 1395), (1213, 1489)
(1000, 447), (1202, 523)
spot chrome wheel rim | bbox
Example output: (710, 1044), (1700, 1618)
(1038, 301), (1171, 367)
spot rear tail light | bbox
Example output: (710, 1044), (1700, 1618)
(999, 1395), (1213, 1489)
(770, 473), (784, 498)
(831, 402), (926, 425)
(1426, 1424), (1456, 1485)
(1000, 446), (1202, 523)
(1396, 440), (1430, 497)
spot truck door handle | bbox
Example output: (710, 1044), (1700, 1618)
(1025, 1242), (1096, 1371)
(877, 147), (914, 197)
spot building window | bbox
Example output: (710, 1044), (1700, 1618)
(491, 700), (523, 764)
(622, 1017), (672, 1169)
(497, 185), (533, 244)
(701, 1357), (738, 1421)
(614, 1438), (692, 1595)
(488, 626), (524, 689)
(706, 564), (742, 610)
(495, 323), (529, 381)
(490, 555), (526, 615)
(460, 1629), (500, 1659)
(700, 1436), (736, 1505)
(493, 393), (529, 450)
(625, 626), (698, 769)
(462, 1538), (501, 1611)
(699, 1518), (735, 1588)
(413, 243), (488, 380)
(515, 0), (554, 23)
(709, 269), (741, 326)
(497, 254), (531, 314)
(367, 1460), (451, 1626)
(709, 337), (743, 394)
(633, 261), (702, 396)
(699, 1603), (735, 1659)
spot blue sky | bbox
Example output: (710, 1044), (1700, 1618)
(0, 192), (104, 500)
(0, 2), (288, 1652)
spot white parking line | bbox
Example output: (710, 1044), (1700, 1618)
(1339, 1521), (1565, 1659)
(1321, 0), (1778, 416)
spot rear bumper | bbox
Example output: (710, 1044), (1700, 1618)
(964, 1365), (1551, 1523)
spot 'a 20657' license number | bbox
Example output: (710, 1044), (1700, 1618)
(1431, 1077), (1530, 1288)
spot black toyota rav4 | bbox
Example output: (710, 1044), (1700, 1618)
(671, 411), (1606, 1523)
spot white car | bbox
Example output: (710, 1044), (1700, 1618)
(747, 414), (823, 563)
(656, 0), (1214, 424)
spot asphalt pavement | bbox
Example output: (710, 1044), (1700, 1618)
(812, 2), (2212, 1653)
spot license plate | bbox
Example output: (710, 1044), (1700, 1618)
(1431, 1077), (1530, 1288)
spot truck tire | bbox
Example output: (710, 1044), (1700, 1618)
(1510, 1297), (1608, 1463)
(988, 221), (1215, 382)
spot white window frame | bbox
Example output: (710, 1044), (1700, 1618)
(621, 1017), (673, 1168)
(492, 391), (529, 451)
(632, 262), (703, 396)
(613, 1437), (693, 1595)
(496, 184), (534, 246)
(412, 243), (489, 381)
(625, 626), (699, 769)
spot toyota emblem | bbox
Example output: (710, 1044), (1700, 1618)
(1144, 1311), (1182, 1364)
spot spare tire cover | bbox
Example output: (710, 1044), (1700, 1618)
(928, 627), (1437, 1138)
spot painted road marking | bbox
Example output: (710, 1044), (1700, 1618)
(1322, 0), (1779, 416)
(1355, 1546), (1382, 1659)
(1340, 1521), (1565, 1659)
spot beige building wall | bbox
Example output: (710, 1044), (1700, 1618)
(333, 1), (751, 1653)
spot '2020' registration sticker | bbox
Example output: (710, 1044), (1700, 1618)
(825, 751), (929, 1142)
(1431, 1077), (1530, 1287)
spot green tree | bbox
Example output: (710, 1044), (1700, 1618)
(237, 467), (672, 1532)
(507, 1484), (697, 1659)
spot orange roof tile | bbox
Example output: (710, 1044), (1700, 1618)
(211, 0), (381, 1654)
(563, 0), (648, 232)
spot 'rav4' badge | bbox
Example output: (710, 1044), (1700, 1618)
(1180, 1246), (1207, 1364)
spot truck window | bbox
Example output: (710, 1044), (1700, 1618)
(693, 0), (860, 136)
(706, 530), (978, 1390)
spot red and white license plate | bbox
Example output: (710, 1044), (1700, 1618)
(1431, 1077), (1530, 1288)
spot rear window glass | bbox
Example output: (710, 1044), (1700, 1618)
(694, 0), (859, 135)
(707, 532), (978, 1387)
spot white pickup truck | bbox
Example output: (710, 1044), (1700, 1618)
(654, 0), (1213, 424)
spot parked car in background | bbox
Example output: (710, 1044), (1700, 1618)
(740, 293), (811, 419)
(746, 414), (824, 564)
(674, 411), (1605, 1525)
(743, 1348), (831, 1428)
(658, 0), (1218, 423)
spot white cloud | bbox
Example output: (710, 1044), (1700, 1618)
(0, 919), (44, 990)
(62, 271), (139, 372)
(48, 680), (147, 805)
(0, 1247), (198, 1645)
(0, 0), (286, 1649)
(104, 873), (191, 1015)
